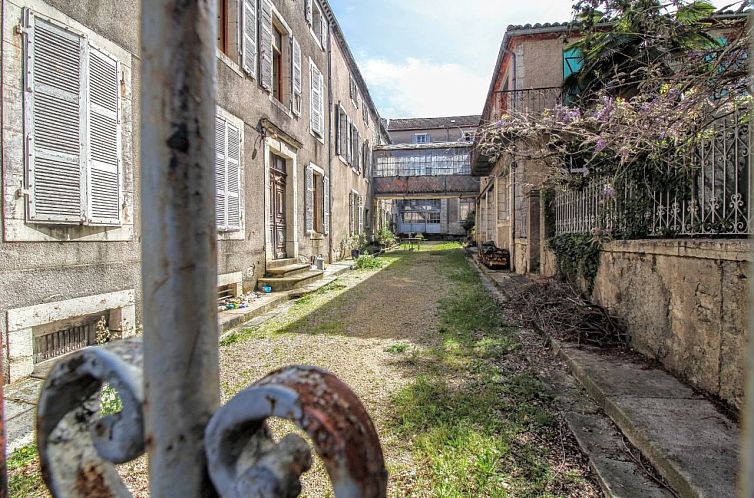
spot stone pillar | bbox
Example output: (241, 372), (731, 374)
(7, 329), (33, 382)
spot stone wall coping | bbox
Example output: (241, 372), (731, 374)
(602, 239), (752, 262)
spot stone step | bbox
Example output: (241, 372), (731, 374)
(264, 263), (311, 279)
(267, 258), (299, 270)
(258, 270), (324, 292)
(556, 343), (739, 498)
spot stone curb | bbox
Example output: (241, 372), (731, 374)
(554, 341), (739, 498)
(467, 252), (676, 498)
(218, 263), (352, 340)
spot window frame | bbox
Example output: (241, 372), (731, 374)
(309, 59), (325, 140)
(23, 9), (123, 227)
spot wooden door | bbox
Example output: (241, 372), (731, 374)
(270, 156), (287, 259)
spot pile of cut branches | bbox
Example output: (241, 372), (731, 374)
(504, 279), (628, 347)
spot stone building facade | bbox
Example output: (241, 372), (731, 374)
(375, 116), (480, 238)
(472, 23), (572, 272)
(0, 0), (387, 382)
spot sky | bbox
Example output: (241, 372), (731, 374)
(328, 0), (734, 120)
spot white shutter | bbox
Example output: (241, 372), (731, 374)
(310, 64), (323, 136)
(87, 46), (121, 225)
(215, 116), (227, 231)
(305, 165), (314, 233)
(260, 0), (273, 92)
(335, 106), (341, 155)
(323, 176), (330, 235)
(25, 13), (84, 223)
(226, 123), (241, 230)
(319, 15), (328, 47)
(358, 195), (364, 234)
(305, 0), (313, 25)
(349, 193), (354, 235)
(292, 37), (302, 115)
(338, 107), (348, 157)
(241, 0), (257, 78)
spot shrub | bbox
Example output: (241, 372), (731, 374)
(355, 254), (385, 270)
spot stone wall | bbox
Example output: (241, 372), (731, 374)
(591, 239), (750, 410)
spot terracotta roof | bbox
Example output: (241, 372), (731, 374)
(387, 115), (481, 132)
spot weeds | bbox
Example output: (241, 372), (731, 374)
(388, 245), (588, 497)
(385, 343), (410, 354)
(354, 254), (385, 270)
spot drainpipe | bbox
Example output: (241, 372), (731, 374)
(326, 23), (334, 263)
(141, 0), (220, 495)
(0, 0), (7, 492)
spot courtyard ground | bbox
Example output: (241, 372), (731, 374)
(9, 242), (599, 497)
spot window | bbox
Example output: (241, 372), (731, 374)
(217, 0), (229, 55)
(463, 131), (475, 143)
(413, 133), (430, 144)
(336, 105), (349, 161)
(310, 61), (324, 137)
(24, 11), (122, 225)
(272, 26), (283, 101)
(460, 199), (475, 222)
(349, 192), (363, 235)
(240, 0), (257, 77)
(350, 76), (360, 108)
(291, 37), (302, 114)
(362, 104), (369, 126)
(350, 123), (360, 173)
(305, 164), (329, 235)
(563, 48), (584, 79)
(215, 115), (242, 232)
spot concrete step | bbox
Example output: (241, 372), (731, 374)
(555, 342), (739, 498)
(258, 270), (324, 292)
(267, 258), (299, 270)
(265, 263), (311, 278)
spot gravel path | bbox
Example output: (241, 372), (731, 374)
(122, 246), (453, 497)
(219, 248), (452, 496)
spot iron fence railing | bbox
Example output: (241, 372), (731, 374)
(493, 87), (563, 118)
(555, 107), (751, 237)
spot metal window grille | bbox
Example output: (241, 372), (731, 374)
(33, 316), (103, 364)
(374, 147), (471, 177)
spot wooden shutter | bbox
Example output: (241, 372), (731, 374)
(310, 64), (323, 136)
(323, 176), (330, 235)
(335, 106), (341, 155)
(226, 123), (241, 230)
(358, 195), (364, 234)
(338, 107), (348, 158)
(87, 46), (121, 225)
(319, 14), (328, 47)
(348, 193), (354, 235)
(241, 0), (257, 78)
(305, 0), (313, 25)
(259, 0), (273, 92)
(305, 165), (314, 233)
(291, 37), (302, 115)
(25, 13), (84, 223)
(215, 116), (227, 230)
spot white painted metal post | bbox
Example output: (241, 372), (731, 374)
(140, 0), (220, 496)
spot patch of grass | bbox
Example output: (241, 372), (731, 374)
(388, 246), (584, 497)
(385, 343), (410, 354)
(100, 384), (123, 416)
(8, 444), (45, 497)
(354, 254), (385, 270)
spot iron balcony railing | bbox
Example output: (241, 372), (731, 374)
(493, 87), (563, 118)
(555, 106), (751, 238)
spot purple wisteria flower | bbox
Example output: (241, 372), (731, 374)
(595, 138), (608, 154)
(602, 183), (616, 197)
